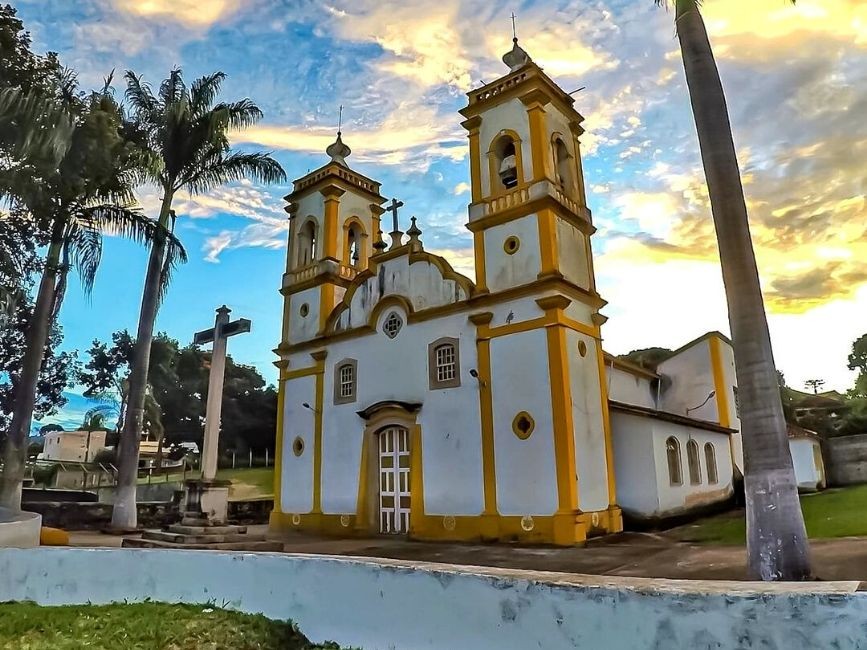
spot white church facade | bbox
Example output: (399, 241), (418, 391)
(270, 39), (748, 545)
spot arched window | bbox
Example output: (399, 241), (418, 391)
(297, 220), (317, 266)
(687, 439), (701, 485)
(428, 337), (460, 389)
(553, 137), (575, 195)
(333, 359), (357, 405)
(666, 437), (682, 486)
(346, 224), (365, 267)
(705, 443), (718, 484)
(494, 136), (519, 190)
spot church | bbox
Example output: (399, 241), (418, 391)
(268, 38), (768, 545)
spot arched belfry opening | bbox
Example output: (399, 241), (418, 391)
(553, 136), (575, 197)
(297, 219), (318, 267)
(496, 137), (519, 190)
(347, 225), (361, 267)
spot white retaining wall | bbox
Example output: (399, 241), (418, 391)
(1, 548), (866, 649)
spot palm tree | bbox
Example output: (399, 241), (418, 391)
(0, 79), (185, 510)
(656, 0), (810, 579)
(111, 69), (285, 529)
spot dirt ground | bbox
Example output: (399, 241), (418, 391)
(68, 525), (867, 582)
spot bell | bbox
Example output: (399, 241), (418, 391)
(498, 154), (518, 189)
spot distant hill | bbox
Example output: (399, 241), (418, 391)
(31, 391), (118, 437)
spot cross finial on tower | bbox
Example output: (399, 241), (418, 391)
(386, 197), (404, 233)
(337, 104), (343, 135)
(511, 12), (517, 41)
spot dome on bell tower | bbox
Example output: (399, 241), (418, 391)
(502, 37), (531, 72)
(326, 131), (352, 167)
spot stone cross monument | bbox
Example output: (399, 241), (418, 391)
(193, 305), (252, 481)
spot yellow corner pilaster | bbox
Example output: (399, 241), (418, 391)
(537, 208), (559, 277)
(310, 350), (327, 514)
(464, 117), (483, 202)
(319, 283), (335, 334)
(521, 90), (551, 182)
(709, 335), (732, 428)
(272, 370), (286, 513)
(321, 186), (345, 260)
(470, 312), (497, 519)
(473, 230), (488, 293)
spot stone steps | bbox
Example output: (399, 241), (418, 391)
(122, 537), (284, 552)
(167, 524), (247, 536)
(141, 529), (259, 545)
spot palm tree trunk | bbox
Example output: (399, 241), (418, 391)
(675, 0), (811, 580)
(110, 192), (173, 529)
(0, 233), (63, 511)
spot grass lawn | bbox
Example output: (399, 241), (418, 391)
(668, 484), (867, 545)
(0, 602), (348, 650)
(137, 467), (275, 501)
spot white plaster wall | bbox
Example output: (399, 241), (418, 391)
(564, 300), (594, 326)
(487, 295), (545, 328)
(477, 98), (533, 198)
(320, 308), (483, 516)
(484, 215), (542, 293)
(280, 375), (316, 513)
(287, 286), (321, 344)
(567, 333), (609, 512)
(556, 220), (590, 289)
(606, 366), (657, 409)
(42, 430), (106, 462)
(491, 328), (558, 515)
(611, 413), (660, 516)
(4, 549), (866, 650)
(790, 438), (824, 490)
(291, 192), (326, 263)
(652, 424), (734, 517)
(657, 339), (718, 422)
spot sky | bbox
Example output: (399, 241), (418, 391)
(13, 0), (867, 399)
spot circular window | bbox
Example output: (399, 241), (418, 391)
(299, 303), (309, 318)
(512, 411), (535, 440)
(503, 236), (520, 255)
(292, 436), (305, 457)
(383, 311), (403, 339)
(577, 340), (587, 357)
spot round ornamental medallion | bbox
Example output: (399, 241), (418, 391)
(292, 436), (305, 457)
(299, 303), (309, 318)
(521, 515), (534, 532)
(291, 514), (302, 526)
(577, 340), (587, 357)
(503, 236), (520, 255)
(340, 515), (351, 528)
(443, 515), (456, 531)
(512, 411), (535, 440)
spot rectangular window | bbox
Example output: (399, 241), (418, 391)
(340, 365), (354, 398)
(436, 345), (456, 383)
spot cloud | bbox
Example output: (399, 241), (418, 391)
(453, 182), (470, 195)
(203, 232), (233, 263)
(237, 100), (467, 171)
(112, 0), (242, 27)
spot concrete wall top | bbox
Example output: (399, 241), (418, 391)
(0, 549), (865, 650)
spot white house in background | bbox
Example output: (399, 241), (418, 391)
(41, 430), (106, 463)
(269, 38), (815, 545)
(788, 424), (826, 492)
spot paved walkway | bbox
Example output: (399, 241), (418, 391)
(66, 526), (867, 582)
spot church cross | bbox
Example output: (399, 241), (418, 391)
(511, 12), (517, 40)
(337, 104), (343, 134)
(386, 198), (404, 233)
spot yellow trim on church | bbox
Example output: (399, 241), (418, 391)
(709, 334), (732, 428)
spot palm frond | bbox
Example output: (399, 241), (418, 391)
(214, 98), (264, 131)
(190, 72), (226, 117)
(157, 211), (188, 306)
(159, 68), (186, 108)
(124, 70), (158, 119)
(67, 224), (103, 297)
(181, 151), (286, 194)
(0, 88), (75, 165)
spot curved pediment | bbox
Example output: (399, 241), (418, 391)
(325, 248), (476, 334)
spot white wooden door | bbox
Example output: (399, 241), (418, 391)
(378, 426), (410, 534)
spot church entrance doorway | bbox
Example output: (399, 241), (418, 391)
(378, 426), (411, 534)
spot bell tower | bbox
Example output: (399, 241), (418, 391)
(280, 132), (386, 345)
(460, 38), (596, 297)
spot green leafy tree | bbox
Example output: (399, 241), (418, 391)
(655, 0), (809, 580)
(848, 334), (867, 399)
(113, 68), (285, 529)
(0, 71), (186, 510)
(620, 347), (673, 368)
